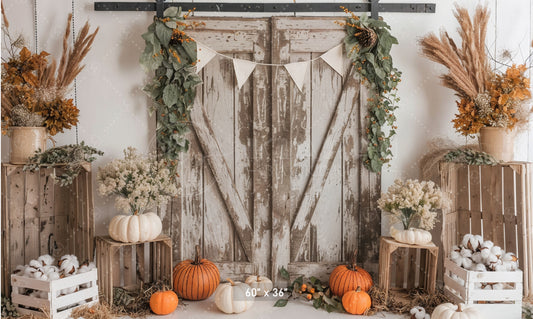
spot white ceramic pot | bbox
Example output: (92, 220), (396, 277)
(9, 126), (47, 164)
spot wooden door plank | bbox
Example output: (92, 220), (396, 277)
(290, 66), (359, 262)
(470, 166), (482, 236)
(176, 125), (203, 263)
(356, 86), (381, 274)
(190, 103), (253, 260)
(234, 52), (254, 262)
(342, 93), (360, 262)
(289, 51), (312, 262)
(251, 31), (272, 277)
(310, 54), (344, 263)
(201, 55), (236, 262)
(271, 22), (292, 285)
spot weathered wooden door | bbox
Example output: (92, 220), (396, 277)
(162, 17), (380, 284)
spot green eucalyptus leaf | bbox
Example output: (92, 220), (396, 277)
(163, 84), (179, 106)
(274, 299), (288, 307)
(156, 22), (173, 47)
(163, 7), (179, 18)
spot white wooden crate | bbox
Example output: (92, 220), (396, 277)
(11, 269), (98, 319)
(443, 258), (522, 317)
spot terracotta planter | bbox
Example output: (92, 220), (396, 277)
(9, 127), (47, 164)
(478, 127), (515, 162)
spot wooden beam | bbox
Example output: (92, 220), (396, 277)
(190, 104), (253, 260)
(290, 66), (359, 261)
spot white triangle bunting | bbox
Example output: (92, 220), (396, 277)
(233, 58), (256, 89)
(196, 42), (216, 73)
(284, 61), (310, 92)
(320, 43), (344, 76)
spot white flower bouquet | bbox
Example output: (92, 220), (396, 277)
(377, 179), (445, 231)
(97, 147), (178, 214)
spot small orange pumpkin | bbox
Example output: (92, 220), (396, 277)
(342, 287), (371, 315)
(149, 290), (179, 315)
(173, 245), (220, 300)
(329, 250), (373, 297)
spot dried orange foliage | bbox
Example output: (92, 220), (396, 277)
(1, 12), (98, 136)
(453, 64), (531, 135)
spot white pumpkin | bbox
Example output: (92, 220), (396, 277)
(108, 212), (162, 243)
(390, 226), (432, 245)
(245, 275), (273, 297)
(214, 279), (254, 314)
(432, 303), (480, 319)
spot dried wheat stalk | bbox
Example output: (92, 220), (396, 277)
(419, 4), (491, 100)
(37, 13), (99, 91)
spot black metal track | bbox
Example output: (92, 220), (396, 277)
(94, 1), (435, 19)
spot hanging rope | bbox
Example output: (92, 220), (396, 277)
(72, 0), (79, 144)
(33, 0), (38, 53)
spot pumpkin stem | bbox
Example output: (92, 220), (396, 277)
(356, 286), (362, 292)
(350, 249), (358, 271)
(194, 245), (201, 264)
(457, 304), (462, 312)
(257, 275), (261, 282)
(227, 278), (235, 286)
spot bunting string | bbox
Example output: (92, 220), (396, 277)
(196, 41), (345, 91)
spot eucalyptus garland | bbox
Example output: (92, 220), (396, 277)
(341, 9), (401, 172)
(140, 7), (202, 161)
(444, 148), (499, 166)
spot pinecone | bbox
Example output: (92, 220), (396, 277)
(355, 27), (377, 49)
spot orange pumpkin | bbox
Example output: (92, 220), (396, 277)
(149, 290), (179, 315)
(329, 250), (373, 297)
(173, 245), (220, 300)
(342, 286), (371, 315)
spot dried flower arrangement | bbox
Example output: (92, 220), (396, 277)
(1, 5), (98, 136)
(23, 142), (104, 186)
(419, 4), (532, 137)
(338, 8), (402, 172)
(378, 179), (445, 230)
(140, 7), (203, 162)
(97, 147), (178, 214)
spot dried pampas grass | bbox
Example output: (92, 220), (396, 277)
(419, 4), (491, 100)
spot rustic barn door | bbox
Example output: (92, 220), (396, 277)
(162, 17), (380, 284)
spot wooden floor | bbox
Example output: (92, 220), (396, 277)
(129, 296), (408, 319)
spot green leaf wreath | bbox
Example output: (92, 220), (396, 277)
(340, 8), (402, 172)
(140, 7), (202, 161)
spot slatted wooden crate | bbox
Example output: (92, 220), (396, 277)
(11, 269), (98, 319)
(440, 162), (533, 298)
(378, 237), (439, 296)
(1, 163), (94, 296)
(95, 235), (172, 305)
(443, 258), (522, 317)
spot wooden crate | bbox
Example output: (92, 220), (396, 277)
(440, 162), (533, 298)
(378, 237), (439, 296)
(443, 258), (522, 317)
(95, 235), (172, 305)
(1, 163), (95, 296)
(11, 269), (98, 319)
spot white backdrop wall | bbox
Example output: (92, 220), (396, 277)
(2, 0), (532, 236)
